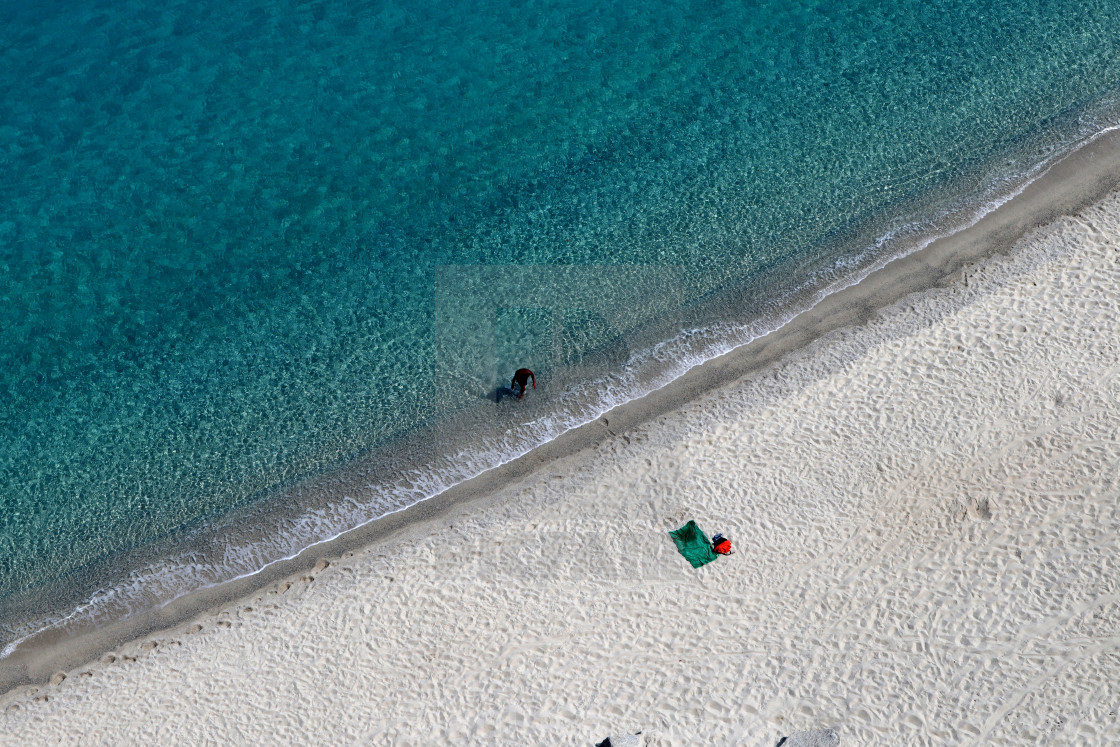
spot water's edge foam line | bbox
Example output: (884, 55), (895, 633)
(3, 125), (1120, 692)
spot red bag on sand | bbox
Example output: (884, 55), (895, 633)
(713, 538), (732, 554)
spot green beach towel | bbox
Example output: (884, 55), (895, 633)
(669, 520), (718, 568)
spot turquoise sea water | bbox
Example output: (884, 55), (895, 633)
(3, 0), (1120, 650)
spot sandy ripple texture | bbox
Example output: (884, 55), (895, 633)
(4, 194), (1120, 745)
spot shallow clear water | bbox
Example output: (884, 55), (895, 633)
(3, 0), (1120, 646)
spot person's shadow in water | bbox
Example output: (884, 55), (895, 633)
(493, 385), (519, 403)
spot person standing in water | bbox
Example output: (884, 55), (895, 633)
(511, 368), (536, 399)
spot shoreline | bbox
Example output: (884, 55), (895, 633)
(4, 125), (1120, 697)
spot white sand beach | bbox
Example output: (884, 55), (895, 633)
(4, 175), (1120, 743)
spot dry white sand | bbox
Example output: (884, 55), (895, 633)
(4, 189), (1120, 745)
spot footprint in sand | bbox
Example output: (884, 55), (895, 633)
(49, 672), (65, 686)
(968, 495), (993, 520)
